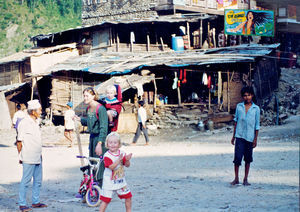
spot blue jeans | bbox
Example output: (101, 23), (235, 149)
(19, 163), (43, 206)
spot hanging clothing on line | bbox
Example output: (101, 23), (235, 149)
(202, 73), (208, 85)
(207, 75), (211, 89)
(182, 69), (187, 84)
(172, 77), (178, 89)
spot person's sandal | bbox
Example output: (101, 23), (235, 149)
(19, 206), (32, 212)
(32, 203), (47, 208)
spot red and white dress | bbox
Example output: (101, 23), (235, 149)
(100, 150), (132, 203)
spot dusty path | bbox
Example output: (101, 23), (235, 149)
(0, 116), (299, 212)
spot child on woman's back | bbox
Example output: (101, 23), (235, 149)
(105, 85), (121, 128)
(99, 132), (132, 212)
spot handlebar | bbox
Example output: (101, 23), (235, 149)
(76, 155), (103, 162)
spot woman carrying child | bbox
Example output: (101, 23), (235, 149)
(77, 87), (108, 184)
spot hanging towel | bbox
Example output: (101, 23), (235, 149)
(172, 77), (178, 89)
(202, 73), (208, 85)
(130, 31), (135, 43)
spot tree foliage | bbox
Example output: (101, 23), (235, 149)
(0, 0), (82, 58)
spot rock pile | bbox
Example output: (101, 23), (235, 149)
(261, 68), (300, 125)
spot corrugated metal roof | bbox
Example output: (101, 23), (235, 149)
(0, 82), (27, 92)
(27, 44), (279, 77)
(0, 43), (77, 65)
(31, 14), (214, 41)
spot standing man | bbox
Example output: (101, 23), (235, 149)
(131, 100), (149, 145)
(231, 86), (260, 186)
(64, 102), (75, 147)
(16, 100), (47, 212)
(13, 104), (26, 130)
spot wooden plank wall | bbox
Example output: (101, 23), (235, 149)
(0, 63), (20, 86)
(50, 76), (102, 116)
(223, 72), (243, 110)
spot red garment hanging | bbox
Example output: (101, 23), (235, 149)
(207, 75), (211, 88)
(179, 69), (183, 80)
(182, 69), (187, 84)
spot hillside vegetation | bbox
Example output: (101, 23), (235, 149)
(0, 0), (82, 59)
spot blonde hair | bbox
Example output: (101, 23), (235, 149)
(105, 132), (121, 148)
(83, 87), (98, 100)
(106, 85), (116, 95)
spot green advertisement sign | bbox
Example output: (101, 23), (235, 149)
(224, 9), (274, 37)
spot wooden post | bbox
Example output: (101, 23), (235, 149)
(212, 28), (216, 48)
(257, 66), (262, 99)
(116, 33), (119, 52)
(207, 22), (210, 48)
(75, 121), (84, 166)
(227, 71), (230, 112)
(208, 89), (211, 110)
(153, 74), (157, 111)
(174, 71), (181, 106)
(147, 35), (150, 52)
(130, 33), (133, 52)
(186, 21), (190, 49)
(249, 63), (252, 86)
(109, 27), (112, 46)
(200, 19), (203, 48)
(49, 107), (53, 126)
(160, 37), (165, 51)
(218, 71), (222, 106)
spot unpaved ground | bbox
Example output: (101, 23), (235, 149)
(0, 116), (299, 212)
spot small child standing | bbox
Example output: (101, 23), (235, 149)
(231, 86), (260, 186)
(105, 85), (121, 128)
(64, 102), (75, 147)
(100, 132), (132, 212)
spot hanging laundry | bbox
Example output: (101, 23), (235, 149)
(133, 82), (144, 97)
(179, 69), (183, 80)
(207, 75), (211, 88)
(172, 77), (178, 89)
(130, 31), (135, 43)
(182, 69), (187, 84)
(202, 72), (208, 85)
(207, 75), (211, 89)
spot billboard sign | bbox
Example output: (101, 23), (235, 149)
(224, 9), (274, 37)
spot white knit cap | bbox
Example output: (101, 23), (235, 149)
(27, 99), (41, 110)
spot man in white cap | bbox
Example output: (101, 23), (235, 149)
(16, 99), (47, 212)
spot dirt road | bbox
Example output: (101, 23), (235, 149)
(0, 116), (299, 212)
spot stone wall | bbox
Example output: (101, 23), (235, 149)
(82, 0), (158, 26)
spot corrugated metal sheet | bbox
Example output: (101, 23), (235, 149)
(0, 82), (26, 92)
(31, 14), (213, 41)
(0, 43), (77, 65)
(27, 44), (279, 77)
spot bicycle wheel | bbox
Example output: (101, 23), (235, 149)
(85, 185), (101, 207)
